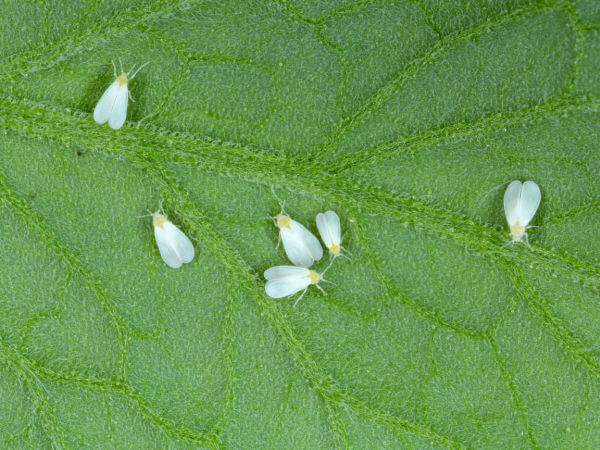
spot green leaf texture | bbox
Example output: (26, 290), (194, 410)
(0, 0), (599, 448)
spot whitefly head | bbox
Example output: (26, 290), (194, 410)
(150, 201), (166, 228)
(116, 72), (128, 88)
(114, 59), (149, 85)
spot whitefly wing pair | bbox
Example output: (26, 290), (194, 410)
(316, 210), (343, 257)
(264, 266), (324, 297)
(275, 212), (323, 267)
(151, 209), (194, 269)
(94, 60), (148, 130)
(503, 180), (541, 245)
(264, 265), (327, 307)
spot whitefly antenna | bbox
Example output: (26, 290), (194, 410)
(129, 61), (150, 80)
(270, 185), (286, 214)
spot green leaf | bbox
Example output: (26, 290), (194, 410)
(0, 0), (599, 447)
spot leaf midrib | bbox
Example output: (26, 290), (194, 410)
(0, 94), (597, 291)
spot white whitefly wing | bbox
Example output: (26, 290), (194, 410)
(264, 266), (311, 298)
(162, 221), (195, 263)
(282, 225), (323, 266)
(154, 224), (183, 269)
(280, 228), (312, 267)
(107, 84), (129, 130)
(93, 80), (120, 124)
(503, 180), (522, 226)
(316, 210), (341, 249)
(517, 181), (541, 226)
(291, 220), (323, 260)
(264, 265), (309, 280)
(265, 278), (310, 298)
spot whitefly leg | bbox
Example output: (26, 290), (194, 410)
(523, 233), (533, 250)
(293, 288), (308, 308)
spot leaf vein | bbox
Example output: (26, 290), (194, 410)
(312, 0), (563, 163)
(0, 0), (192, 82)
(125, 151), (461, 448)
(0, 340), (67, 449)
(487, 335), (538, 448)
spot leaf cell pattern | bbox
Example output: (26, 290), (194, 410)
(0, 0), (599, 448)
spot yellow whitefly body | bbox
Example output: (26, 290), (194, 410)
(94, 72), (129, 129)
(152, 213), (167, 228)
(116, 73), (128, 87)
(509, 221), (526, 242)
(276, 214), (292, 229)
(263, 265), (327, 306)
(307, 270), (322, 284)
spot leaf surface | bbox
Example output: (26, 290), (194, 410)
(0, 0), (599, 447)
